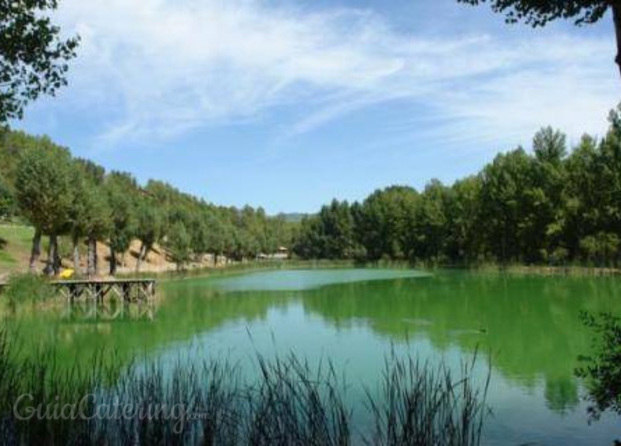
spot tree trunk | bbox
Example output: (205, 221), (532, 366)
(44, 235), (55, 276)
(87, 236), (98, 277)
(135, 242), (146, 273)
(51, 234), (61, 275)
(29, 229), (42, 272)
(72, 234), (81, 275)
(109, 246), (117, 276)
(613, 4), (621, 79)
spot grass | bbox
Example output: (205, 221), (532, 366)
(463, 262), (621, 277)
(0, 330), (489, 446)
(1, 273), (53, 307)
(365, 350), (489, 446)
(0, 225), (34, 273)
(0, 250), (17, 267)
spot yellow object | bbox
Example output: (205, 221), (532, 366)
(59, 269), (75, 279)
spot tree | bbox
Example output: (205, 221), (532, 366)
(530, 128), (568, 262)
(293, 200), (361, 260)
(68, 165), (110, 277)
(478, 148), (533, 263)
(563, 135), (600, 257)
(105, 172), (138, 275)
(579, 232), (620, 265)
(203, 210), (227, 265)
(533, 127), (567, 164)
(76, 160), (110, 277)
(166, 221), (191, 270)
(457, 0), (621, 79)
(444, 176), (482, 263)
(412, 180), (450, 263)
(0, 0), (80, 122)
(0, 130), (39, 190)
(188, 213), (209, 261)
(357, 186), (418, 261)
(15, 140), (73, 273)
(0, 174), (14, 220)
(134, 200), (162, 272)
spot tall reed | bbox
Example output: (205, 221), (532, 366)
(364, 350), (490, 445)
(0, 331), (489, 445)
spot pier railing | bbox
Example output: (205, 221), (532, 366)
(0, 278), (156, 303)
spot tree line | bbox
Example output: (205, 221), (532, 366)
(293, 106), (621, 267)
(0, 129), (295, 276)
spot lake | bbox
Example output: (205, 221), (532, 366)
(7, 268), (621, 444)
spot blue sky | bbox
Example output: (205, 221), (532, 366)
(12, 0), (620, 213)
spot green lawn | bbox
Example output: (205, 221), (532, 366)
(0, 224), (34, 273)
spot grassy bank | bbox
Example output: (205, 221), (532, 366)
(0, 225), (34, 276)
(461, 263), (621, 277)
(0, 331), (488, 446)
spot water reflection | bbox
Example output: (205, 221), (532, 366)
(298, 273), (621, 414)
(4, 270), (621, 433)
(62, 300), (156, 322)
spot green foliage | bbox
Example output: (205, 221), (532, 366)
(444, 176), (482, 263)
(6, 103), (621, 272)
(69, 163), (111, 241)
(457, 1), (621, 82)
(576, 312), (621, 420)
(15, 140), (74, 235)
(105, 172), (138, 254)
(533, 127), (567, 163)
(0, 175), (15, 220)
(0, 0), (80, 122)
(457, 0), (609, 27)
(294, 200), (363, 260)
(479, 148), (534, 262)
(1, 128), (297, 272)
(166, 220), (191, 268)
(295, 105), (621, 267)
(356, 186), (418, 261)
(135, 199), (163, 252)
(3, 273), (52, 304)
(413, 180), (449, 262)
(579, 233), (620, 266)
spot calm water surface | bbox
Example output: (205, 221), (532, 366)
(8, 268), (621, 445)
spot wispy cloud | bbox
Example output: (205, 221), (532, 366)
(56, 0), (618, 149)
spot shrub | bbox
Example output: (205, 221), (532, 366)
(3, 273), (53, 305)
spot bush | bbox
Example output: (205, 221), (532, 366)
(3, 273), (53, 305)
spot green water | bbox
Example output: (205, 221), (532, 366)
(6, 268), (621, 444)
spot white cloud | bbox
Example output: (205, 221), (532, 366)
(55, 0), (619, 148)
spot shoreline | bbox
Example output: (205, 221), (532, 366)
(127, 260), (621, 284)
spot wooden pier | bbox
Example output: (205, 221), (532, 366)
(55, 279), (156, 303)
(0, 278), (156, 303)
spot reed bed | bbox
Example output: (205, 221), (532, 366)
(0, 332), (489, 445)
(364, 351), (489, 446)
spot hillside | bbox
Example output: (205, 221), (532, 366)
(0, 129), (297, 280)
(0, 224), (227, 280)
